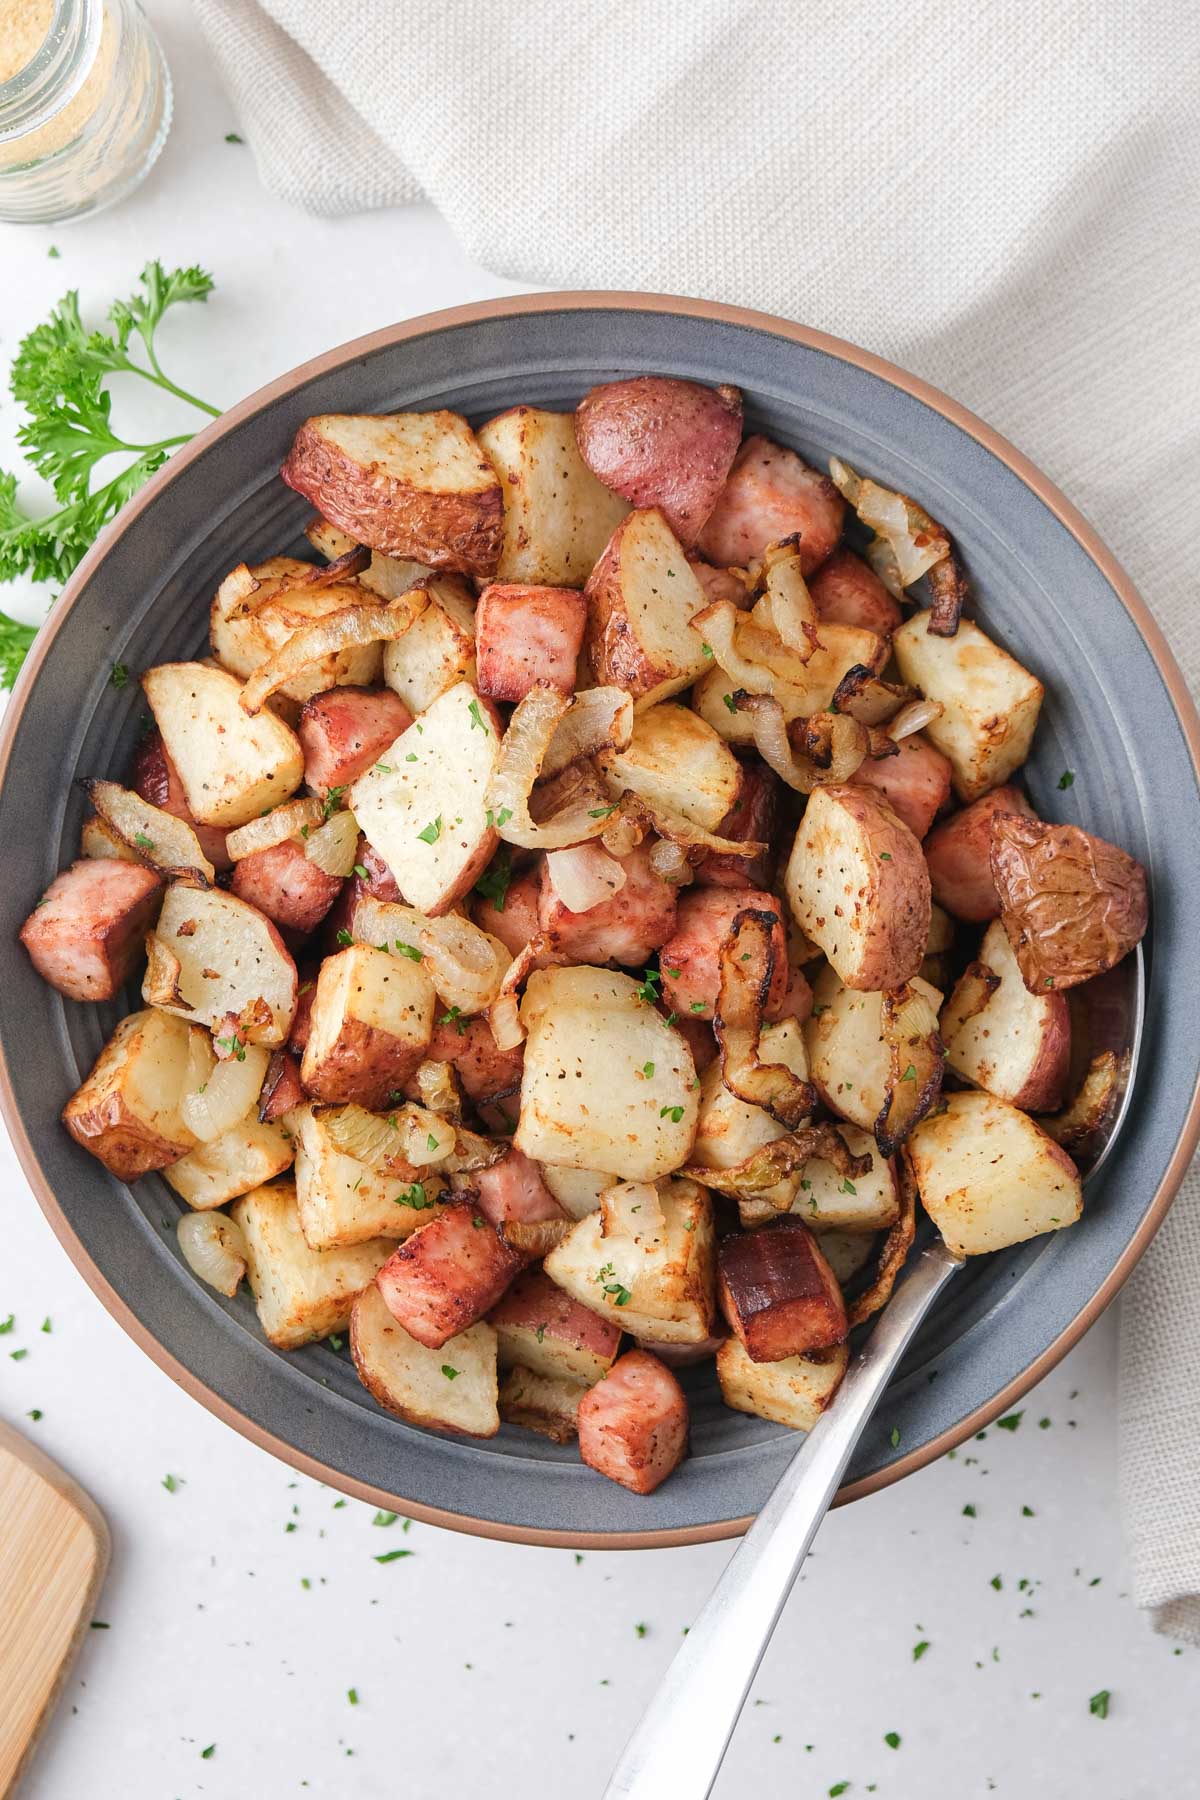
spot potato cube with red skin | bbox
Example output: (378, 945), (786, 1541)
(925, 785), (1037, 922)
(489, 1266), (622, 1385)
(471, 862), (541, 958)
(475, 583), (587, 702)
(21, 859), (163, 1003)
(129, 728), (231, 869)
(849, 733), (953, 840)
(538, 840), (677, 966)
(474, 1148), (566, 1228)
(575, 377), (743, 547)
(358, 840), (401, 900)
(808, 546), (903, 638)
(376, 1201), (523, 1349)
(424, 1013), (524, 1117)
(694, 760), (779, 890)
(717, 1220), (847, 1363)
(577, 1349), (689, 1495)
(697, 436), (845, 574)
(659, 887), (788, 1021)
(230, 839), (343, 936)
(301, 944), (434, 1108)
(259, 1050), (307, 1123)
(297, 686), (413, 798)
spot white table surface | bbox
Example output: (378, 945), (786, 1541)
(0, 6), (1192, 1795)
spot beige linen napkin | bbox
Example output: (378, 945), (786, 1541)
(192, 0), (1200, 1638)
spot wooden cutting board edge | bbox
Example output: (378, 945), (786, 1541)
(0, 1421), (110, 1798)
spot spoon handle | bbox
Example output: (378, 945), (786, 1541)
(603, 1240), (961, 1800)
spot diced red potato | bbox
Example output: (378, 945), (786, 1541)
(659, 887), (788, 1021)
(472, 863), (542, 958)
(717, 1220), (847, 1362)
(574, 376), (743, 547)
(359, 839), (401, 900)
(426, 1014), (525, 1111)
(258, 1049), (307, 1122)
(538, 840), (677, 966)
(849, 733), (953, 840)
(925, 784), (1037, 921)
(475, 584), (587, 701)
(687, 558), (751, 609)
(128, 728), (231, 869)
(297, 686), (413, 797)
(20, 859), (163, 1003)
(808, 546), (903, 638)
(693, 759), (780, 890)
(230, 839), (343, 936)
(697, 436), (845, 574)
(376, 1201), (523, 1349)
(576, 1349), (689, 1495)
(474, 1148), (566, 1228)
(488, 1266), (622, 1383)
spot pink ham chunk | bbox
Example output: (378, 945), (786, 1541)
(694, 759), (779, 890)
(20, 859), (163, 1002)
(538, 840), (677, 966)
(489, 1266), (622, 1385)
(809, 546), (903, 638)
(687, 558), (750, 609)
(424, 1015), (525, 1124)
(474, 1148), (566, 1228)
(697, 436), (845, 574)
(376, 1202), (523, 1349)
(471, 862), (542, 958)
(659, 887), (787, 1021)
(230, 839), (343, 936)
(129, 728), (230, 869)
(849, 733), (952, 840)
(577, 1350), (689, 1495)
(297, 686), (413, 797)
(476, 584), (587, 701)
(925, 784), (1037, 921)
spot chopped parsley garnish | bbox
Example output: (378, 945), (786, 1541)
(660, 1105), (685, 1122)
(690, 1001), (706, 1012)
(990, 1574), (1002, 1590)
(352, 863), (369, 879)
(963, 1503), (977, 1517)
(602, 1281), (632, 1307)
(374, 762), (393, 774)
(201, 1743), (216, 1758)
(642, 1061), (655, 1078)
(9, 1349), (27, 1361)
(395, 941), (422, 961)
(396, 1182), (431, 1211)
(884, 1732), (901, 1749)
(912, 1640), (930, 1661)
(417, 816), (442, 844)
(634, 968), (662, 1003)
(162, 1473), (181, 1493)
(474, 843), (513, 911)
(634, 1622), (647, 1638)
(110, 663), (128, 688)
(900, 1063), (916, 1081)
(1089, 1689), (1110, 1719)
(701, 642), (714, 658)
(426, 1133), (440, 1151)
(440, 1005), (469, 1034)
(347, 1688), (359, 1706)
(996, 1411), (1023, 1431)
(468, 699), (489, 733)
(27, 1408), (42, 1421)
(215, 1034), (247, 1061)
(889, 1425), (900, 1447)
(588, 804), (618, 819)
(722, 693), (737, 714)
(336, 928), (354, 947)
(879, 851), (892, 860)
(405, 752), (418, 762)
(1058, 770), (1075, 790)
(323, 785), (347, 819)
(535, 1323), (546, 1344)
(225, 130), (244, 142)
(375, 1549), (413, 1564)
(373, 1510), (398, 1527)
(441, 1365), (460, 1380)
(840, 1178), (857, 1195)
(0, 1314), (14, 1334)
(133, 831), (154, 848)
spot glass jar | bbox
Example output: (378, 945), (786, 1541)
(0, 0), (172, 224)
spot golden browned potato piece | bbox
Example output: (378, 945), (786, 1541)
(905, 1090), (1082, 1256)
(584, 508), (711, 707)
(62, 1009), (199, 1181)
(941, 919), (1071, 1111)
(989, 813), (1149, 993)
(351, 1281), (499, 1436)
(282, 412), (503, 577)
(477, 406), (629, 586)
(783, 785), (930, 990)
(892, 615), (1044, 802)
(574, 376), (743, 547)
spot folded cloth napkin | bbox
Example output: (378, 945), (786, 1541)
(193, 0), (1200, 1637)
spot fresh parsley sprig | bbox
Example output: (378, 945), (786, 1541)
(0, 262), (220, 682)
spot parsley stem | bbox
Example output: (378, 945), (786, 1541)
(134, 346), (221, 417)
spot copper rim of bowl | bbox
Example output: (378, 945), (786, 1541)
(3, 290), (1198, 1550)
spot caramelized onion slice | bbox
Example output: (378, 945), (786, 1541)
(144, 932), (191, 1010)
(486, 684), (623, 850)
(226, 797), (324, 861)
(320, 1102), (459, 1172)
(304, 807), (360, 877)
(487, 933), (557, 1051)
(418, 916), (512, 1014)
(735, 696), (868, 794)
(539, 686), (633, 779)
(182, 1043), (270, 1142)
(846, 1153), (919, 1327)
(177, 1211), (248, 1297)
(1037, 1049), (1129, 1155)
(690, 599), (778, 695)
(410, 1059), (463, 1122)
(873, 983), (945, 1158)
(829, 664), (917, 727)
(887, 697), (944, 741)
(545, 844), (627, 913)
(715, 911), (816, 1126)
(239, 587), (429, 714)
(926, 551), (967, 637)
(86, 779), (214, 887)
(617, 792), (764, 862)
(498, 1217), (573, 1257)
(829, 458), (952, 591)
(212, 562), (261, 624)
(685, 1122), (871, 1198)
(939, 961), (1000, 1041)
(748, 538), (821, 661)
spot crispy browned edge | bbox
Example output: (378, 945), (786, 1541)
(0, 291), (1196, 1550)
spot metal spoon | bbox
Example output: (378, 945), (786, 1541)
(603, 948), (1143, 1800)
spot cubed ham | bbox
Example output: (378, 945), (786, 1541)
(476, 584), (587, 701)
(687, 558), (750, 608)
(697, 436), (845, 574)
(538, 840), (677, 966)
(489, 1266), (622, 1384)
(774, 958), (814, 1024)
(809, 546), (903, 638)
(20, 859), (163, 1002)
(258, 1049), (307, 1122)
(694, 760), (779, 889)
(472, 863), (542, 958)
(426, 1013), (525, 1117)
(376, 1202), (523, 1348)
(669, 1010), (719, 1073)
(359, 839), (401, 900)
(659, 887), (787, 1021)
(297, 686), (413, 797)
(718, 1220), (847, 1361)
(849, 733), (952, 840)
(129, 728), (230, 869)
(577, 1349), (689, 1495)
(474, 1148), (566, 1227)
(230, 839), (343, 936)
(924, 784), (1037, 921)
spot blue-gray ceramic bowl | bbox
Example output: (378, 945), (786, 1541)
(2, 294), (1197, 1547)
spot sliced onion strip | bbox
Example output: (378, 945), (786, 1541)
(86, 780), (214, 887)
(304, 807), (360, 877)
(887, 696), (945, 741)
(177, 1210), (248, 1297)
(182, 1043), (270, 1142)
(845, 1154), (919, 1327)
(418, 916), (512, 1013)
(540, 686), (633, 779)
(545, 844), (628, 913)
(684, 1122), (872, 1199)
(735, 697), (868, 794)
(486, 684), (620, 850)
(749, 539), (821, 661)
(873, 983), (945, 1158)
(226, 797), (324, 862)
(239, 587), (429, 714)
(829, 457), (951, 589)
(144, 932), (191, 1010)
(617, 792), (764, 862)
(829, 665), (917, 727)
(714, 911), (816, 1126)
